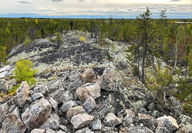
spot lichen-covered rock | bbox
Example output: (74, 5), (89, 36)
(71, 113), (94, 129)
(118, 109), (135, 125)
(12, 81), (30, 107)
(125, 126), (153, 133)
(99, 68), (119, 92)
(104, 113), (122, 127)
(156, 116), (179, 133)
(0, 102), (9, 123)
(66, 106), (86, 120)
(22, 98), (52, 130)
(1, 107), (26, 133)
(76, 82), (100, 102)
(60, 100), (77, 113)
(83, 96), (96, 113)
(178, 115), (192, 133)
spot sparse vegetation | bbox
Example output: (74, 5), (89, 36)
(10, 59), (37, 93)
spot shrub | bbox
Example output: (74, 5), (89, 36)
(146, 65), (174, 102)
(12, 58), (37, 87)
(23, 36), (31, 46)
(55, 32), (63, 45)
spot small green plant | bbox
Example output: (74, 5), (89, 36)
(55, 32), (63, 45)
(146, 65), (174, 102)
(11, 59), (37, 93)
(23, 36), (31, 46)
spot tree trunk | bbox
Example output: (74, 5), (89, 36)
(142, 48), (146, 84)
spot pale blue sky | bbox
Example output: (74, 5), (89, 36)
(0, 0), (192, 18)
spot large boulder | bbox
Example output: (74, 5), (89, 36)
(0, 107), (26, 133)
(76, 82), (100, 102)
(21, 98), (52, 130)
(71, 113), (94, 129)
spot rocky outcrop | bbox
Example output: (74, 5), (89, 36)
(0, 31), (192, 133)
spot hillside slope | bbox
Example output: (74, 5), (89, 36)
(0, 31), (192, 133)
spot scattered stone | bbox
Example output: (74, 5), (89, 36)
(131, 100), (147, 111)
(80, 68), (96, 83)
(49, 98), (58, 111)
(138, 113), (157, 131)
(83, 96), (96, 113)
(76, 82), (100, 102)
(75, 127), (94, 133)
(32, 93), (44, 101)
(71, 113), (94, 129)
(46, 129), (55, 133)
(99, 68), (119, 92)
(60, 91), (73, 103)
(66, 106), (86, 120)
(104, 113), (122, 127)
(119, 109), (135, 125)
(31, 129), (46, 133)
(1, 107), (26, 133)
(91, 119), (102, 130)
(33, 85), (48, 95)
(178, 115), (192, 133)
(60, 100), (77, 113)
(22, 98), (52, 130)
(40, 113), (60, 130)
(56, 130), (66, 133)
(12, 81), (30, 107)
(60, 125), (68, 132)
(156, 116), (179, 132)
(125, 126), (153, 133)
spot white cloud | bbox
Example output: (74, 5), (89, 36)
(0, 0), (191, 18)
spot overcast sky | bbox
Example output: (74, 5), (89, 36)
(0, 0), (192, 18)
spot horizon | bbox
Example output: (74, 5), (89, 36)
(0, 0), (192, 19)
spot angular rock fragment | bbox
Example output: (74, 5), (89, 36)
(22, 98), (52, 130)
(76, 83), (100, 102)
(71, 113), (94, 129)
(66, 106), (86, 120)
(83, 96), (96, 113)
(1, 107), (26, 133)
(104, 113), (122, 127)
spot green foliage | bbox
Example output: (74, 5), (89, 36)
(0, 46), (7, 65)
(55, 32), (63, 45)
(12, 59), (37, 86)
(23, 36), (31, 46)
(146, 65), (174, 101)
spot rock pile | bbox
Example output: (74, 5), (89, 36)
(0, 31), (192, 133)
